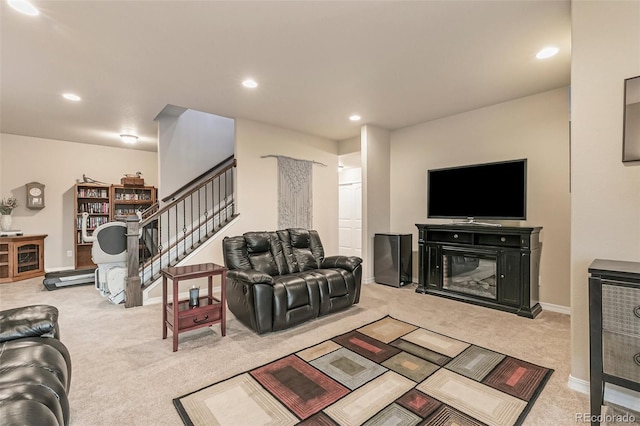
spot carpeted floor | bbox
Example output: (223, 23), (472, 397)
(174, 316), (553, 425)
(0, 276), (611, 425)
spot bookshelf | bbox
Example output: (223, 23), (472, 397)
(74, 183), (156, 269)
(75, 183), (110, 269)
(111, 185), (156, 220)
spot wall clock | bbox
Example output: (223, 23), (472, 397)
(26, 182), (45, 210)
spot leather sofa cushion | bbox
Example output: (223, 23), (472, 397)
(0, 400), (59, 426)
(3, 337), (72, 390)
(273, 275), (311, 310)
(245, 232), (278, 275)
(245, 232), (271, 253)
(295, 250), (317, 271)
(0, 384), (65, 426)
(0, 305), (59, 343)
(321, 269), (350, 297)
(0, 367), (69, 424)
(290, 229), (310, 248)
(223, 236), (252, 270)
(287, 229), (320, 271)
(0, 344), (69, 393)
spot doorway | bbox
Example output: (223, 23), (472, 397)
(339, 182), (362, 257)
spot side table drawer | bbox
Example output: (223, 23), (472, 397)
(428, 231), (473, 245)
(603, 331), (640, 383)
(475, 233), (521, 248)
(178, 304), (221, 329)
(602, 283), (640, 336)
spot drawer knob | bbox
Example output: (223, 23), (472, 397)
(453, 234), (458, 239)
(635, 353), (640, 366)
(500, 237), (506, 242)
(634, 306), (640, 319)
(193, 314), (209, 324)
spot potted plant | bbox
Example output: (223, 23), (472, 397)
(0, 197), (18, 231)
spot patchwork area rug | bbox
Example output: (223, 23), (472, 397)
(173, 316), (553, 426)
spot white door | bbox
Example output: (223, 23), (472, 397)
(339, 182), (362, 257)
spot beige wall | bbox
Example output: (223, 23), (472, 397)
(361, 125), (391, 282)
(0, 134), (158, 270)
(147, 118), (340, 298)
(389, 87), (571, 308)
(570, 0), (640, 384)
(339, 136), (361, 155)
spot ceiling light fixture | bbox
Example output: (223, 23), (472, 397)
(242, 79), (258, 89)
(536, 46), (559, 59)
(349, 115), (361, 122)
(120, 134), (139, 144)
(62, 93), (81, 101)
(7, 0), (39, 16)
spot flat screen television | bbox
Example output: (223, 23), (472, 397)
(427, 159), (527, 220)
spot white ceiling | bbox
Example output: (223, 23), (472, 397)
(0, 1), (571, 153)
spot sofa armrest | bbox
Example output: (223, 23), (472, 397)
(321, 256), (363, 272)
(227, 269), (274, 285)
(0, 305), (60, 343)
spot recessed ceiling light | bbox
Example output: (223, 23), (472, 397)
(536, 47), (559, 59)
(120, 134), (139, 144)
(242, 79), (258, 88)
(7, 0), (39, 16)
(62, 93), (81, 101)
(349, 115), (361, 122)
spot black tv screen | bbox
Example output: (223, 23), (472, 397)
(427, 159), (527, 220)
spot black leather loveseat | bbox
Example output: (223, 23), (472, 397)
(223, 228), (362, 334)
(0, 305), (72, 426)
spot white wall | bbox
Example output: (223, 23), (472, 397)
(390, 87), (571, 307)
(0, 134), (158, 270)
(147, 118), (340, 298)
(570, 0), (640, 384)
(157, 108), (234, 201)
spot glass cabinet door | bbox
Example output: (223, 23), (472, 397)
(15, 242), (41, 275)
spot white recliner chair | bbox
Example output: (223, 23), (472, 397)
(81, 212), (127, 304)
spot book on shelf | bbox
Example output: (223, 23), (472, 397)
(77, 187), (108, 198)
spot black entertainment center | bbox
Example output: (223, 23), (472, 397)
(415, 224), (542, 318)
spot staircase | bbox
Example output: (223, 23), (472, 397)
(123, 158), (237, 306)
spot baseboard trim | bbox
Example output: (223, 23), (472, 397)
(568, 375), (640, 412)
(363, 277), (375, 284)
(540, 302), (571, 315)
(44, 266), (76, 273)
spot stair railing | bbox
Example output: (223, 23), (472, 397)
(124, 158), (237, 307)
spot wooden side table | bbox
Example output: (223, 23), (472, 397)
(161, 263), (227, 352)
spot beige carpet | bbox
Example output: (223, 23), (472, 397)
(0, 276), (600, 425)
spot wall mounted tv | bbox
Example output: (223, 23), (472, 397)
(427, 159), (527, 220)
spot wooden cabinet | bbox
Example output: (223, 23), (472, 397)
(111, 185), (156, 220)
(0, 235), (46, 283)
(74, 183), (156, 269)
(74, 183), (110, 269)
(416, 224), (542, 318)
(588, 259), (640, 425)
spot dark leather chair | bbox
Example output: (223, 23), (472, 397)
(223, 228), (362, 334)
(0, 305), (71, 426)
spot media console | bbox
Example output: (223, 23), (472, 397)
(416, 224), (542, 318)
